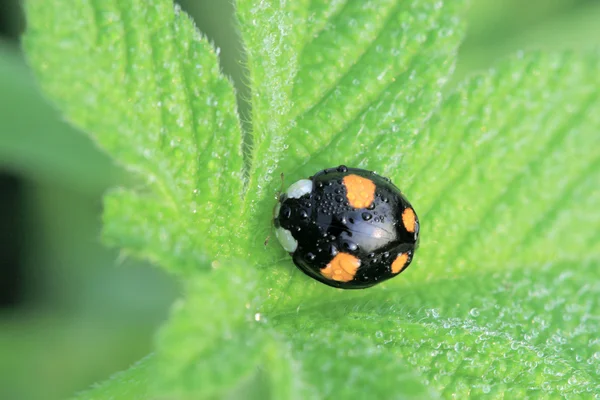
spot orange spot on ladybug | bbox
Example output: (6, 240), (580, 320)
(402, 208), (416, 233)
(320, 253), (361, 282)
(343, 174), (376, 209)
(391, 253), (409, 274)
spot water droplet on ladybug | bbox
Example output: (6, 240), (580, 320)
(316, 181), (324, 188)
(299, 210), (308, 219)
(329, 245), (339, 256)
(343, 241), (358, 251)
(306, 252), (316, 261)
(335, 195), (344, 203)
(362, 212), (372, 221)
(337, 165), (348, 172)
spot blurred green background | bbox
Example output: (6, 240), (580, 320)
(1, 1), (599, 399)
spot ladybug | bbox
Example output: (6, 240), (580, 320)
(273, 166), (419, 289)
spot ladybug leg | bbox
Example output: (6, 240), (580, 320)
(265, 173), (286, 247)
(278, 172), (285, 197)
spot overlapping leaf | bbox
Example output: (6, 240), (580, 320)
(25, 0), (244, 270)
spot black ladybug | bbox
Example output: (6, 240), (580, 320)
(273, 166), (419, 289)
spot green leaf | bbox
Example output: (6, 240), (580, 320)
(237, 0), (468, 257)
(154, 263), (314, 399)
(264, 52), (600, 397)
(153, 263), (266, 398)
(102, 189), (209, 274)
(277, 327), (439, 399)
(403, 52), (600, 277)
(24, 0), (245, 271)
(23, 0), (600, 398)
(72, 355), (153, 400)
(275, 260), (600, 397)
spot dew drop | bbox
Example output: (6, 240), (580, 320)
(337, 165), (348, 173)
(469, 308), (480, 317)
(329, 245), (339, 256)
(343, 241), (358, 252)
(299, 210), (308, 219)
(362, 212), (373, 221)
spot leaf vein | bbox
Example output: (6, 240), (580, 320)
(295, 0), (351, 68)
(289, 1), (404, 127)
(450, 90), (599, 260)
(287, 18), (444, 178)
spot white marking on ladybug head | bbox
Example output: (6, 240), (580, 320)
(286, 179), (313, 199)
(275, 226), (298, 253)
